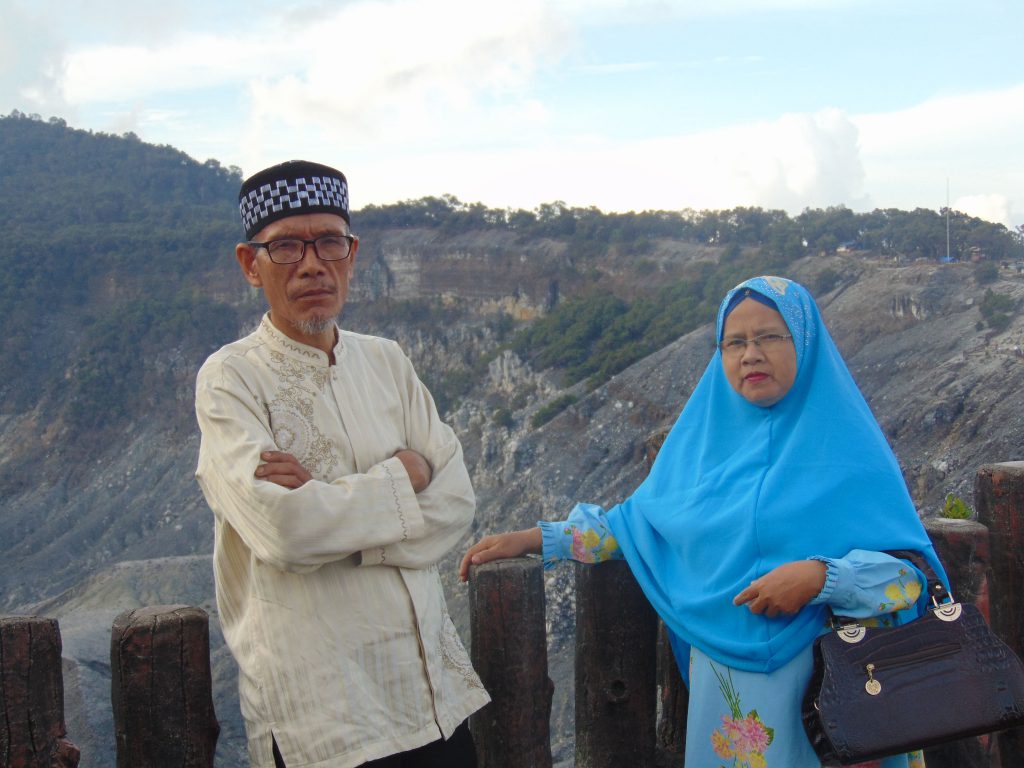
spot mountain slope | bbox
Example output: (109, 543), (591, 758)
(2, 114), (1023, 766)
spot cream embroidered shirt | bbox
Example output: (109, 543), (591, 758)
(195, 315), (489, 768)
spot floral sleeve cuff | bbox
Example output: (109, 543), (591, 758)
(538, 520), (569, 570)
(538, 506), (623, 570)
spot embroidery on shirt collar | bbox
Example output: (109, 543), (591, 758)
(260, 314), (335, 363)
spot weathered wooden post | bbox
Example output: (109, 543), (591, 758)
(646, 424), (687, 766)
(575, 559), (659, 767)
(469, 558), (553, 768)
(923, 518), (993, 768)
(0, 616), (80, 768)
(110, 605), (219, 768)
(976, 462), (1024, 768)
(656, 621), (687, 766)
(925, 517), (990, 610)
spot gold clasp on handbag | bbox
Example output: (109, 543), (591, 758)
(864, 663), (882, 695)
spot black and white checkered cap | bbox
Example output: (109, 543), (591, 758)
(239, 160), (350, 239)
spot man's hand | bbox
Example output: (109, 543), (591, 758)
(394, 449), (432, 493)
(459, 528), (543, 582)
(733, 559), (827, 617)
(255, 451), (312, 489)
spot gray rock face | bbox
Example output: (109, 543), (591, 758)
(3, 250), (1022, 766)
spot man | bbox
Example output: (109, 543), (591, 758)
(195, 160), (489, 768)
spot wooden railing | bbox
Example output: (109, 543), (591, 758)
(1, 607), (218, 768)
(464, 462), (1024, 768)
(1, 462), (1022, 767)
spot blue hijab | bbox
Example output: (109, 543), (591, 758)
(605, 276), (944, 673)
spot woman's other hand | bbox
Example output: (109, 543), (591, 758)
(733, 560), (827, 617)
(459, 528), (543, 582)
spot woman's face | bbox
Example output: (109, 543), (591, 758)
(720, 298), (797, 407)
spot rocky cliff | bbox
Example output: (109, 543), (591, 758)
(7, 245), (1022, 766)
(4, 115), (1022, 765)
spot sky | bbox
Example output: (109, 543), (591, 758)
(3, 0), (1022, 229)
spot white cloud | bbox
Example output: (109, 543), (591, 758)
(243, 0), (570, 142)
(62, 36), (258, 103)
(955, 194), (1015, 229)
(4, 0), (1019, 230)
(731, 109), (867, 211)
(854, 84), (1024, 225)
(48, 0), (574, 165)
(0, 4), (70, 116)
(1, 0), (250, 114)
(331, 107), (866, 216)
(856, 85), (1024, 156)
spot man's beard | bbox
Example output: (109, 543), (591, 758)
(291, 315), (337, 336)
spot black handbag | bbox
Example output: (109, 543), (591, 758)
(802, 549), (1024, 766)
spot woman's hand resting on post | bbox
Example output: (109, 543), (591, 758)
(459, 528), (543, 582)
(732, 559), (827, 617)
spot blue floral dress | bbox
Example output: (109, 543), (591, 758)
(541, 503), (927, 768)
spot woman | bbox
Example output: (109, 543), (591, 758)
(460, 276), (945, 767)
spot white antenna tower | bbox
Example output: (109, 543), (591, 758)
(946, 178), (951, 261)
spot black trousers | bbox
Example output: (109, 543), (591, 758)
(273, 720), (477, 768)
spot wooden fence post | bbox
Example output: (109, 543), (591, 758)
(656, 621), (687, 766)
(922, 518), (993, 768)
(0, 616), (80, 768)
(976, 462), (1024, 768)
(925, 517), (990, 611)
(575, 560), (658, 767)
(110, 605), (219, 768)
(469, 558), (553, 768)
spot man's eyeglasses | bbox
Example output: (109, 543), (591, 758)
(719, 333), (793, 356)
(248, 234), (357, 264)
